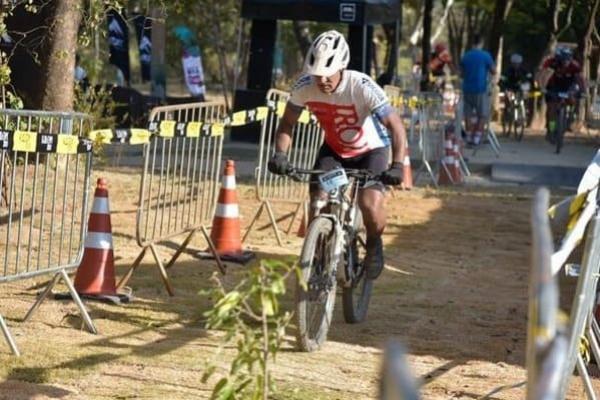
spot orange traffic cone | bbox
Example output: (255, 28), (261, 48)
(452, 139), (463, 184)
(206, 160), (254, 263)
(297, 213), (307, 238)
(401, 150), (413, 190)
(72, 178), (130, 304)
(438, 132), (455, 185)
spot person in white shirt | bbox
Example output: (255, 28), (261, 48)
(268, 30), (408, 280)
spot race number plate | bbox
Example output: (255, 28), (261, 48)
(318, 168), (349, 192)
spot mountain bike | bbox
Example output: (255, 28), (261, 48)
(501, 81), (530, 141)
(287, 166), (384, 352)
(546, 90), (577, 154)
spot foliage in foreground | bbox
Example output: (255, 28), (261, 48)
(201, 259), (297, 400)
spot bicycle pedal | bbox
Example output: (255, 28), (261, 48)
(565, 263), (581, 277)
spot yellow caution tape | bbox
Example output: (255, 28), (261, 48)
(88, 102), (316, 146)
(0, 130), (92, 154)
(12, 130), (37, 153)
(566, 191), (588, 231)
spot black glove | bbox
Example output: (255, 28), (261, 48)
(381, 162), (403, 186)
(268, 151), (290, 175)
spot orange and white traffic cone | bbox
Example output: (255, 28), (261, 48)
(401, 150), (413, 190)
(452, 139), (463, 184)
(438, 131), (455, 185)
(205, 160), (254, 263)
(71, 178), (130, 304)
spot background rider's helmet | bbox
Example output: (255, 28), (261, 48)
(510, 53), (523, 65)
(555, 47), (573, 63)
(303, 30), (350, 77)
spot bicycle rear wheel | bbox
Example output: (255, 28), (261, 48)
(555, 107), (566, 154)
(501, 104), (512, 137)
(295, 217), (337, 352)
(342, 211), (373, 323)
(515, 101), (526, 142)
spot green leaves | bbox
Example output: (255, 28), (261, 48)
(201, 259), (298, 399)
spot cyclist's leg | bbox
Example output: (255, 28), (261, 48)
(309, 144), (341, 221)
(545, 93), (558, 142)
(354, 147), (389, 280)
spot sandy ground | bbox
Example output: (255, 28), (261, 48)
(0, 166), (598, 399)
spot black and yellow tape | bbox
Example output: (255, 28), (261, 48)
(87, 101), (318, 145)
(0, 129), (93, 154)
(548, 190), (590, 233)
(388, 95), (442, 110)
(265, 100), (317, 124)
(88, 128), (152, 145)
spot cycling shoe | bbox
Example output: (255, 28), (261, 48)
(365, 236), (384, 280)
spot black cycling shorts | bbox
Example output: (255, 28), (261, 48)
(310, 144), (389, 193)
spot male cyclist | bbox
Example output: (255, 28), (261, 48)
(268, 30), (408, 280)
(499, 53), (534, 127)
(500, 53), (532, 92)
(539, 47), (585, 142)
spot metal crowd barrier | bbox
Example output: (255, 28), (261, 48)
(454, 90), (501, 158)
(379, 341), (420, 400)
(384, 86), (447, 188)
(0, 109), (96, 356)
(243, 89), (322, 246)
(588, 82), (600, 130)
(543, 151), (600, 399)
(117, 102), (226, 296)
(526, 188), (568, 400)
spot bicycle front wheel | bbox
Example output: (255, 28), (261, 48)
(515, 101), (526, 141)
(556, 107), (566, 154)
(342, 210), (373, 323)
(295, 217), (337, 352)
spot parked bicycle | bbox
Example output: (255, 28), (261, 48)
(286, 166), (387, 352)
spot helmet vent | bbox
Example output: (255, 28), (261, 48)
(333, 36), (341, 50)
(325, 55), (334, 68)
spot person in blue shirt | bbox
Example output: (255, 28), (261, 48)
(460, 35), (496, 145)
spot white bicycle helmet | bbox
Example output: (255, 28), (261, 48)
(303, 30), (350, 76)
(510, 53), (523, 64)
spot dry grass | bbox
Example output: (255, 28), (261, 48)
(0, 167), (597, 399)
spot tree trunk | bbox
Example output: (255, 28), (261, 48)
(532, 0), (576, 129)
(448, 7), (466, 66)
(487, 0), (513, 62)
(487, 0), (513, 121)
(432, 0), (455, 44)
(5, 4), (54, 108)
(292, 21), (312, 58)
(575, 0), (600, 125)
(420, 0), (433, 92)
(41, 0), (82, 111)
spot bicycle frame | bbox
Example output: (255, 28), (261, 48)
(312, 177), (362, 285)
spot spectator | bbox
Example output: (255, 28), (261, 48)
(460, 35), (496, 145)
(74, 55), (90, 91)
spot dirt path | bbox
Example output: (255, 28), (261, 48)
(0, 168), (597, 399)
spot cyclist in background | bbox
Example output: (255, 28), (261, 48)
(267, 30), (408, 280)
(429, 43), (455, 78)
(500, 53), (532, 92)
(539, 47), (585, 142)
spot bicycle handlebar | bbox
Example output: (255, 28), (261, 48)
(286, 167), (381, 181)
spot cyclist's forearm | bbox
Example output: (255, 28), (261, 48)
(274, 130), (292, 153)
(275, 104), (301, 153)
(384, 112), (407, 163)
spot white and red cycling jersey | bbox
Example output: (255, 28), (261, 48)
(288, 70), (392, 158)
